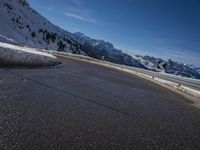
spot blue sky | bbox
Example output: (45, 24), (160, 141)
(28, 0), (200, 66)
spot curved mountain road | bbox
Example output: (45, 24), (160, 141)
(0, 56), (200, 150)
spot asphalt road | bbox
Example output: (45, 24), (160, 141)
(57, 53), (200, 91)
(0, 56), (200, 150)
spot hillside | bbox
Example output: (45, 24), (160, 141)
(0, 0), (80, 53)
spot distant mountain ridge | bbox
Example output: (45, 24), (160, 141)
(72, 32), (146, 68)
(0, 0), (200, 79)
(135, 55), (200, 79)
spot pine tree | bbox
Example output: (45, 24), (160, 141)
(31, 32), (36, 38)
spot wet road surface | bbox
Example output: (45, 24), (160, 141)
(0, 56), (200, 150)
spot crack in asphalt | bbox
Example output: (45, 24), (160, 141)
(4, 69), (130, 116)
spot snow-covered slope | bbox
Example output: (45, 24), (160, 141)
(72, 32), (146, 68)
(0, 0), (80, 53)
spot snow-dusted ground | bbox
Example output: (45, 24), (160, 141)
(0, 42), (60, 66)
(0, 33), (18, 44)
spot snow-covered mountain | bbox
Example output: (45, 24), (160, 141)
(0, 0), (199, 79)
(72, 32), (145, 68)
(0, 0), (80, 53)
(135, 55), (200, 79)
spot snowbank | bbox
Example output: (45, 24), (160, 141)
(0, 42), (61, 66)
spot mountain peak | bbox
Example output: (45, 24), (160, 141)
(18, 0), (29, 7)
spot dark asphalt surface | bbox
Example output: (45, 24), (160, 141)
(0, 56), (200, 150)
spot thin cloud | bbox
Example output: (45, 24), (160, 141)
(64, 12), (96, 23)
(63, 0), (96, 23)
(71, 0), (82, 6)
